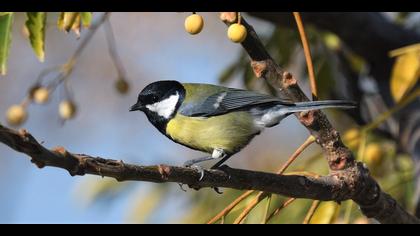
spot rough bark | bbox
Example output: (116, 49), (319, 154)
(219, 12), (419, 224)
(0, 123), (418, 223)
(247, 12), (420, 218)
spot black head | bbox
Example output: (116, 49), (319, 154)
(130, 80), (185, 133)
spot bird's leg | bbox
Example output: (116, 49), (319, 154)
(182, 156), (214, 181)
(183, 156), (215, 168)
(182, 148), (228, 179)
(210, 149), (230, 194)
(211, 153), (232, 170)
(179, 149), (228, 193)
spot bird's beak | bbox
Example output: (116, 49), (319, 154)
(129, 103), (143, 112)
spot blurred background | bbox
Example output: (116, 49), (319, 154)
(0, 12), (418, 223)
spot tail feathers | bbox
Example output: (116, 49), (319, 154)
(286, 100), (357, 113)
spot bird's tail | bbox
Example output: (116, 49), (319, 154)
(286, 100), (357, 113)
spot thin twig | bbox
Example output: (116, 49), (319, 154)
(232, 136), (316, 224)
(303, 200), (321, 224)
(293, 12), (317, 99)
(208, 136), (315, 224)
(23, 12), (111, 107)
(261, 194), (272, 224)
(363, 88), (420, 132)
(207, 190), (254, 224)
(234, 192), (265, 224)
(68, 12), (110, 63)
(103, 17), (127, 78)
(265, 198), (296, 223)
(54, 12), (110, 86)
(276, 136), (316, 174)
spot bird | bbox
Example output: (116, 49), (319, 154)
(130, 80), (356, 177)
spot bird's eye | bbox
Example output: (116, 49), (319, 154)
(146, 95), (158, 104)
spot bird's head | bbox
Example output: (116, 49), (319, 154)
(130, 80), (185, 121)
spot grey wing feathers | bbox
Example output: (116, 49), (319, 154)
(180, 88), (292, 117)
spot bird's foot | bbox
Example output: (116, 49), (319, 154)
(183, 162), (205, 181)
(191, 165), (205, 181)
(178, 183), (187, 192)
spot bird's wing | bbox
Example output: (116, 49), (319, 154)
(179, 88), (293, 117)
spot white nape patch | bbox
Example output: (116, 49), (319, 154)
(213, 92), (227, 109)
(146, 92), (179, 119)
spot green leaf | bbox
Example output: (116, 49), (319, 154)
(0, 13), (13, 75)
(25, 12), (47, 62)
(74, 176), (130, 206)
(59, 12), (79, 32)
(57, 12), (64, 30)
(125, 186), (167, 223)
(0, 12), (12, 16)
(71, 14), (81, 38)
(389, 43), (420, 57)
(390, 48), (420, 102)
(309, 201), (340, 224)
(80, 12), (92, 28)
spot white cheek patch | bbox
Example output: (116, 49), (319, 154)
(146, 92), (179, 119)
(213, 92), (227, 109)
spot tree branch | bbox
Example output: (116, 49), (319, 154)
(0, 119), (418, 223)
(248, 11), (420, 219)
(0, 124), (375, 199)
(219, 12), (419, 224)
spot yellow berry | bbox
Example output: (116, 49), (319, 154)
(184, 14), (204, 35)
(343, 128), (360, 148)
(6, 105), (27, 126)
(364, 143), (383, 167)
(227, 23), (247, 43)
(59, 101), (77, 120)
(33, 87), (50, 104)
(115, 79), (130, 95)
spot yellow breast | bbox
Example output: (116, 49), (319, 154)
(166, 112), (259, 154)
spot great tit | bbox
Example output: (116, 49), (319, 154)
(130, 80), (355, 171)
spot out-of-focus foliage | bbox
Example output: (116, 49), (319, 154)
(0, 12), (92, 75)
(389, 43), (420, 102)
(58, 12), (79, 34)
(125, 185), (169, 223)
(80, 12), (92, 28)
(0, 13), (13, 75)
(309, 201), (340, 224)
(25, 12), (46, 62)
(74, 177), (131, 206)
